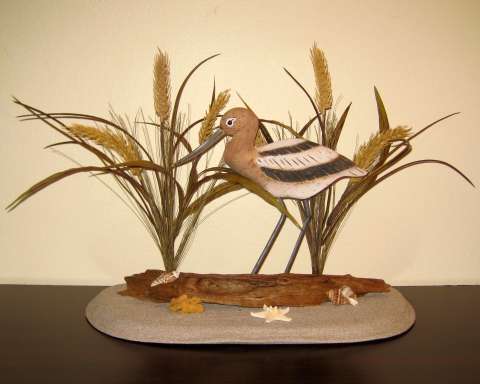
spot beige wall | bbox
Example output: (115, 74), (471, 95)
(1, 0), (478, 286)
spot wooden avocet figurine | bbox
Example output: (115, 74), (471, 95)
(177, 108), (367, 273)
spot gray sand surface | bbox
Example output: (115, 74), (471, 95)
(85, 285), (415, 344)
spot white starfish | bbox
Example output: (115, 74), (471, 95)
(250, 305), (292, 323)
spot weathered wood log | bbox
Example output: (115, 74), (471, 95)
(119, 270), (390, 308)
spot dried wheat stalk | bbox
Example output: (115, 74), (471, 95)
(198, 89), (230, 143)
(354, 126), (411, 170)
(153, 49), (171, 124)
(310, 43), (333, 114)
(68, 123), (142, 175)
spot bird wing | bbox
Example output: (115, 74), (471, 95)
(256, 139), (362, 182)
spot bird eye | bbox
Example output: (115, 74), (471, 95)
(226, 118), (236, 127)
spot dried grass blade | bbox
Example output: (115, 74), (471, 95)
(283, 67), (326, 144)
(374, 159), (474, 187)
(14, 99), (70, 136)
(298, 116), (317, 137)
(374, 87), (390, 133)
(51, 148), (144, 223)
(44, 141), (76, 149)
(374, 87), (391, 164)
(197, 192), (250, 225)
(107, 160), (167, 173)
(6, 165), (133, 212)
(136, 121), (193, 153)
(323, 158), (474, 254)
(328, 102), (351, 149)
(173, 117), (205, 153)
(408, 112), (460, 142)
(210, 78), (216, 108)
(199, 172), (300, 228)
(170, 54), (220, 133)
(14, 102), (128, 171)
(184, 181), (243, 218)
(329, 140), (413, 228)
(259, 118), (302, 139)
(197, 165), (232, 177)
(19, 110), (155, 163)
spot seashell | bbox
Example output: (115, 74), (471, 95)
(327, 285), (358, 306)
(150, 271), (180, 287)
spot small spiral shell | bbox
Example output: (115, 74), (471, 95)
(327, 285), (358, 306)
(150, 271), (180, 287)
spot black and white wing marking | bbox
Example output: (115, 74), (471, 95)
(256, 139), (360, 183)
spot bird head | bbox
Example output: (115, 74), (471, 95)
(219, 107), (258, 136)
(175, 107), (258, 167)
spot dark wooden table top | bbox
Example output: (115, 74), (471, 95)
(1, 285), (479, 384)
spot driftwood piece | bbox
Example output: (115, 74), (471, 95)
(120, 270), (390, 308)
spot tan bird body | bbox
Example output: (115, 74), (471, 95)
(177, 107), (366, 273)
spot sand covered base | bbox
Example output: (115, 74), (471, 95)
(85, 285), (415, 344)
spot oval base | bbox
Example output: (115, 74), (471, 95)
(85, 285), (415, 344)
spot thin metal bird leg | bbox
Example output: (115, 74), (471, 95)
(284, 199), (312, 273)
(251, 199), (287, 274)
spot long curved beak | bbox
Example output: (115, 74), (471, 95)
(176, 128), (226, 167)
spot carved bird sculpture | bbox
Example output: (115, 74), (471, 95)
(176, 108), (366, 273)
